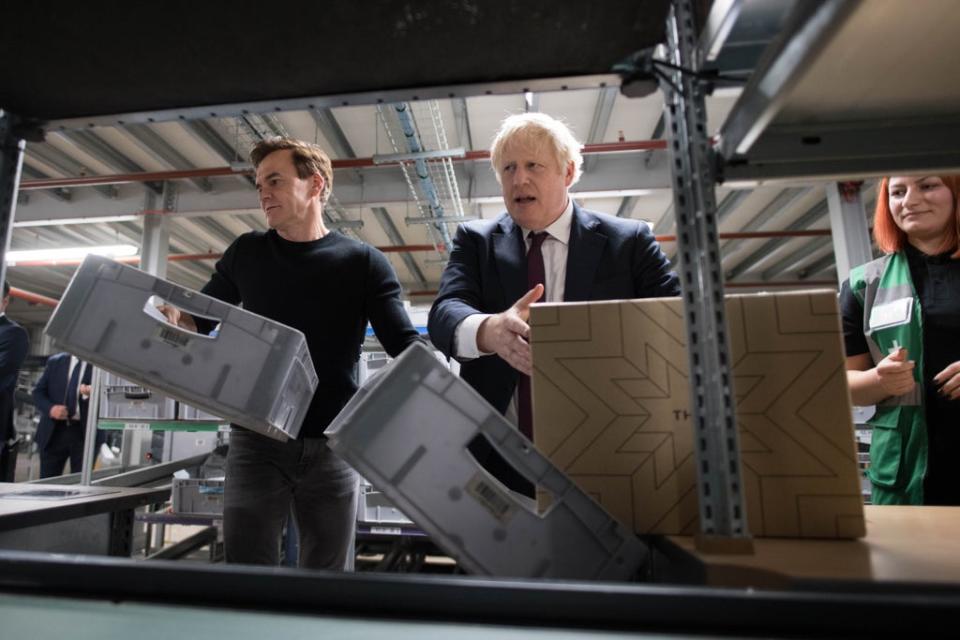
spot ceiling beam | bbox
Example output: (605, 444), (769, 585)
(184, 120), (242, 163)
(121, 124), (213, 191)
(24, 143), (118, 199)
(759, 236), (833, 280)
(720, 187), (810, 259)
(797, 252), (839, 280)
(19, 166), (70, 202)
(664, 190), (752, 260)
(725, 200), (829, 280)
(582, 87), (618, 174)
(52, 129), (163, 194)
(372, 206), (427, 289)
(615, 195), (638, 218)
(310, 108), (356, 158)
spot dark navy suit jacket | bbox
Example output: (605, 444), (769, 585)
(32, 353), (92, 451)
(0, 315), (29, 445)
(428, 203), (680, 413)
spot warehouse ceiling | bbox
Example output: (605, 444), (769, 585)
(2, 0), (872, 330)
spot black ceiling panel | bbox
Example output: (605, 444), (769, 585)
(0, 1), (671, 121)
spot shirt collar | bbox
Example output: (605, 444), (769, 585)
(904, 242), (954, 265)
(523, 198), (573, 245)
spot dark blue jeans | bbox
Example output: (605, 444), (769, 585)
(224, 429), (358, 570)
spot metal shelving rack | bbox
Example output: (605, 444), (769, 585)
(657, 0), (750, 545)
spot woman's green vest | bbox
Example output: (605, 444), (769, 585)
(848, 251), (926, 505)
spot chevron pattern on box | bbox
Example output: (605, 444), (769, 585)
(530, 291), (866, 539)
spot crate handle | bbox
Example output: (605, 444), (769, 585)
(144, 295), (219, 342)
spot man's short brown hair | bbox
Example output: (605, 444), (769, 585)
(250, 137), (333, 203)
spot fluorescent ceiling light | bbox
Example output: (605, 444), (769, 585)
(6, 244), (138, 265)
(13, 215), (140, 228)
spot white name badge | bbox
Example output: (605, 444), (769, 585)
(868, 297), (913, 331)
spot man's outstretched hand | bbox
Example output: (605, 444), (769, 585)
(476, 284), (544, 376)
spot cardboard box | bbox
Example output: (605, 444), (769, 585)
(530, 291), (866, 539)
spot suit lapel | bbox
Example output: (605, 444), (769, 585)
(564, 205), (607, 301)
(492, 215), (527, 308)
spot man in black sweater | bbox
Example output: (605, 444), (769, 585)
(164, 138), (420, 569)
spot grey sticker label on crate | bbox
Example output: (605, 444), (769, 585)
(156, 325), (191, 349)
(466, 473), (516, 524)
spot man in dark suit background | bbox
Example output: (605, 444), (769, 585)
(0, 281), (30, 482)
(32, 352), (93, 478)
(428, 112), (680, 494)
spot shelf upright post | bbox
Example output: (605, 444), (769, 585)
(826, 181), (872, 282)
(658, 0), (752, 549)
(141, 183), (172, 279)
(80, 367), (103, 485)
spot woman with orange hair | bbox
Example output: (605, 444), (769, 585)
(840, 175), (960, 505)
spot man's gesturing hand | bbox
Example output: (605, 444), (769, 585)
(476, 284), (545, 376)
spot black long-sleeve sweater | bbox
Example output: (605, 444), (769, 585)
(199, 230), (421, 438)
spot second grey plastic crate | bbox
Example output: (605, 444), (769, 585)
(100, 386), (177, 419)
(172, 478), (225, 515)
(177, 403), (224, 422)
(325, 342), (648, 580)
(358, 479), (414, 527)
(45, 255), (317, 441)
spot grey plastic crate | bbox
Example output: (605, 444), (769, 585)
(177, 403), (224, 422)
(99, 372), (177, 419)
(101, 372), (131, 387)
(45, 255), (317, 441)
(358, 479), (414, 526)
(100, 386), (177, 419)
(325, 342), (648, 581)
(171, 478), (224, 515)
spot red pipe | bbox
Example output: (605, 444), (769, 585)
(6, 246), (449, 269)
(10, 286), (59, 308)
(20, 167), (242, 190)
(18, 140), (666, 190)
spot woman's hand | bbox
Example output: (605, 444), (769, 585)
(846, 348), (916, 406)
(934, 361), (960, 401)
(875, 347), (917, 397)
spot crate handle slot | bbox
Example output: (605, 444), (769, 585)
(144, 295), (219, 342)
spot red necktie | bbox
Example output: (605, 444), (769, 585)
(518, 232), (548, 439)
